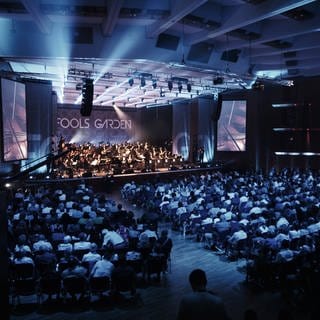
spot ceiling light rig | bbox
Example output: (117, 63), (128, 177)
(11, 57), (259, 109)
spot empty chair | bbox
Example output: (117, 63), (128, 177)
(89, 276), (110, 300)
(11, 260), (37, 307)
(147, 253), (166, 282)
(37, 271), (61, 304)
(13, 263), (35, 280)
(111, 252), (137, 299)
(62, 276), (88, 302)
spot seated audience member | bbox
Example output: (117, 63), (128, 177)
(116, 224), (130, 245)
(73, 232), (91, 251)
(176, 268), (230, 320)
(34, 245), (57, 274)
(13, 249), (35, 267)
(58, 235), (73, 253)
(137, 233), (153, 258)
(90, 250), (115, 278)
(227, 225), (247, 247)
(14, 234), (32, 255)
(61, 256), (87, 279)
(275, 239), (296, 263)
(82, 243), (101, 273)
(139, 224), (158, 241)
(32, 234), (53, 253)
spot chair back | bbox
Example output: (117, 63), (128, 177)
(14, 263), (35, 279)
(63, 276), (87, 295)
(89, 276), (110, 295)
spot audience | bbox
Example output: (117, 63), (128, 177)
(6, 167), (320, 318)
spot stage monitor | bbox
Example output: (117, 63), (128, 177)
(217, 100), (247, 151)
(0, 78), (28, 161)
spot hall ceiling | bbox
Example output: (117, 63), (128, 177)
(0, 0), (319, 108)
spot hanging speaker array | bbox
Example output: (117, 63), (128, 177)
(80, 78), (94, 116)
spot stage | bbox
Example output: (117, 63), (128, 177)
(5, 162), (223, 192)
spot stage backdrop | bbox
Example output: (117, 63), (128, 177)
(56, 105), (143, 144)
(172, 97), (215, 162)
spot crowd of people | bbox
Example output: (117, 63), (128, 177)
(121, 168), (320, 296)
(7, 181), (173, 308)
(51, 138), (184, 178)
(6, 166), (320, 318)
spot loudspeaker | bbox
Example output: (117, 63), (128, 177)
(285, 60), (298, 67)
(221, 49), (241, 63)
(80, 78), (93, 116)
(156, 33), (180, 51)
(212, 94), (222, 121)
(65, 26), (93, 44)
(187, 42), (213, 63)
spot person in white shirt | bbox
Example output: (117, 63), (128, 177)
(32, 235), (53, 253)
(82, 243), (101, 273)
(58, 235), (73, 253)
(138, 226), (158, 241)
(102, 229), (126, 249)
(73, 232), (91, 251)
(90, 251), (115, 278)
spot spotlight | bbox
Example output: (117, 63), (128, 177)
(140, 76), (146, 87)
(178, 82), (182, 93)
(168, 80), (173, 91)
(152, 79), (157, 89)
(128, 78), (134, 86)
(187, 83), (191, 92)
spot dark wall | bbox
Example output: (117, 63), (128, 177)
(172, 98), (215, 162)
(26, 80), (54, 160)
(140, 105), (172, 146)
(265, 76), (320, 171)
(215, 76), (320, 173)
(214, 89), (261, 171)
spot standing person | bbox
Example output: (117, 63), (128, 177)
(155, 229), (173, 271)
(198, 146), (204, 163)
(176, 268), (230, 320)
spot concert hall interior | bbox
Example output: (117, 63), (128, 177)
(1, 1), (320, 320)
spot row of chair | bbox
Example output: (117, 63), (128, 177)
(11, 273), (134, 307)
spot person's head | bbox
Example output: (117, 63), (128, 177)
(277, 308), (294, 320)
(244, 309), (258, 320)
(90, 243), (98, 252)
(161, 229), (168, 238)
(189, 268), (207, 291)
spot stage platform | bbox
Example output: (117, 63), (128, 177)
(5, 162), (224, 192)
